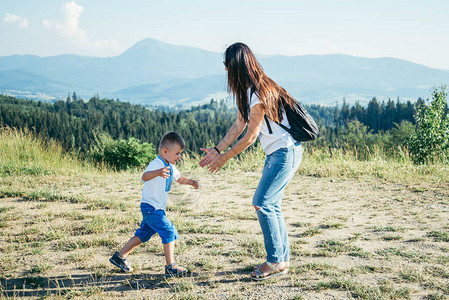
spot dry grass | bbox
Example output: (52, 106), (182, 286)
(1, 127), (449, 299)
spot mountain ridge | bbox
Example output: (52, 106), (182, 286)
(1, 37), (448, 105)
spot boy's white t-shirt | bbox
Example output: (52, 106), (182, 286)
(141, 158), (181, 211)
(248, 89), (296, 155)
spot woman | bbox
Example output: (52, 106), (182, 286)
(199, 42), (303, 280)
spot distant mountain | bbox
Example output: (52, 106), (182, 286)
(113, 75), (227, 106)
(1, 37), (448, 105)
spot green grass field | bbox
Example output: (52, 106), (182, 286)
(1, 127), (448, 299)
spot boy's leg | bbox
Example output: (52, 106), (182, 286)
(147, 210), (187, 274)
(162, 241), (185, 269)
(163, 241), (175, 266)
(146, 210), (180, 260)
(161, 233), (186, 272)
(110, 235), (142, 272)
(130, 204), (158, 254)
(119, 236), (142, 258)
(163, 240), (187, 275)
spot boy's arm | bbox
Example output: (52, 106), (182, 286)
(142, 167), (170, 182)
(176, 176), (199, 189)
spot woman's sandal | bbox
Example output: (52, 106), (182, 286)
(165, 263), (188, 277)
(251, 261), (288, 281)
(253, 261), (289, 272)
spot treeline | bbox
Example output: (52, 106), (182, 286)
(0, 95), (235, 153)
(338, 97), (417, 132)
(0, 94), (421, 156)
(312, 97), (420, 152)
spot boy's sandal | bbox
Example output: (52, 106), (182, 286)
(165, 263), (188, 277)
(251, 261), (288, 281)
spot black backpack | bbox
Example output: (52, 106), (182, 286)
(263, 97), (319, 142)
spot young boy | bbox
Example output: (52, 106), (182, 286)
(110, 132), (199, 277)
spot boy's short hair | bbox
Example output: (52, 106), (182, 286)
(159, 132), (186, 152)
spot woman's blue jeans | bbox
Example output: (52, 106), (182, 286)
(252, 142), (303, 263)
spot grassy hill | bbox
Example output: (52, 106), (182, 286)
(1, 127), (448, 299)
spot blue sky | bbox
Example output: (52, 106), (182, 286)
(1, 0), (449, 69)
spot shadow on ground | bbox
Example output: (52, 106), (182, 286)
(1, 272), (179, 297)
(1, 268), (253, 297)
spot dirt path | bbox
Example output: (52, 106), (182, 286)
(1, 171), (448, 299)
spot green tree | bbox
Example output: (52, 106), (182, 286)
(90, 135), (156, 170)
(367, 97), (381, 132)
(390, 120), (414, 148)
(340, 120), (374, 158)
(408, 86), (449, 164)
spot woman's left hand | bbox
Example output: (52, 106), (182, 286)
(207, 154), (228, 173)
(199, 147), (221, 167)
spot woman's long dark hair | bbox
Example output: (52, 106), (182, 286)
(224, 42), (296, 123)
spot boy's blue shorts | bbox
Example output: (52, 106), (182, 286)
(134, 203), (179, 244)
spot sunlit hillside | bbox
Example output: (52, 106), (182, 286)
(1, 127), (448, 299)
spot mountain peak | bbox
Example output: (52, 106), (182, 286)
(119, 38), (171, 57)
(131, 37), (171, 48)
(1, 37), (448, 105)
(120, 37), (213, 58)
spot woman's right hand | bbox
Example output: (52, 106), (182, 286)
(199, 147), (220, 167)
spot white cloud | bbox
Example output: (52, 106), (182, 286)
(42, 1), (119, 53)
(4, 13), (21, 23)
(49, 1), (88, 44)
(19, 18), (28, 28)
(42, 19), (52, 29)
(3, 13), (28, 28)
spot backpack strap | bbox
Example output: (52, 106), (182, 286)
(264, 115), (273, 134)
(264, 99), (291, 135)
(250, 88), (273, 134)
(265, 114), (291, 135)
